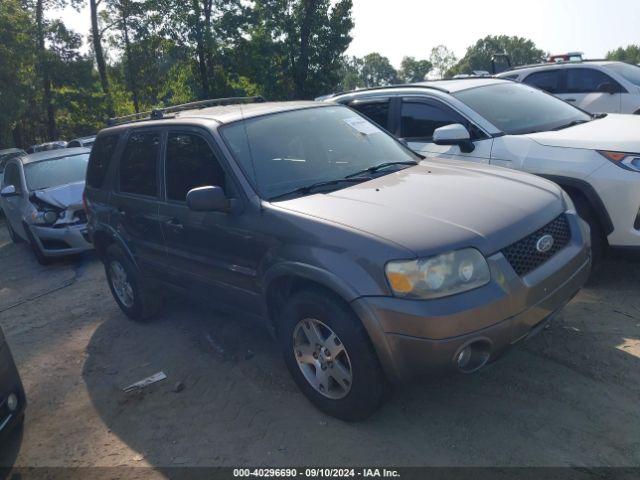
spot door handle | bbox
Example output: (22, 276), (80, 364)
(165, 217), (184, 231)
(565, 98), (577, 102)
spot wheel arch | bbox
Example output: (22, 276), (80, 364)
(539, 175), (614, 235)
(91, 225), (139, 270)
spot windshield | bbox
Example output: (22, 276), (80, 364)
(25, 153), (89, 191)
(607, 62), (640, 87)
(220, 105), (419, 200)
(454, 83), (592, 135)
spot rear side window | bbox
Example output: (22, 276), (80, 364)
(565, 68), (619, 93)
(349, 100), (390, 129)
(119, 132), (160, 197)
(523, 70), (562, 93)
(86, 134), (119, 188)
(165, 132), (227, 202)
(400, 100), (466, 141)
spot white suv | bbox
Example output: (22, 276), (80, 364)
(496, 61), (640, 114)
(327, 79), (640, 262)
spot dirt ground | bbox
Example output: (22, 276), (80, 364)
(1, 216), (639, 475)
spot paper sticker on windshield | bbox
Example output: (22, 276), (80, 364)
(343, 117), (382, 135)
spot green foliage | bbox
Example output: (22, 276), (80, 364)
(447, 35), (545, 78)
(360, 52), (398, 87)
(607, 45), (640, 65)
(429, 45), (457, 79)
(399, 56), (432, 83)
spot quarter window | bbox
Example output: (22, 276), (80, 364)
(565, 68), (619, 93)
(523, 70), (562, 93)
(87, 134), (119, 188)
(349, 100), (390, 129)
(165, 132), (227, 202)
(400, 100), (466, 140)
(119, 132), (160, 197)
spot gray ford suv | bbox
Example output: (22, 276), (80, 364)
(85, 98), (591, 420)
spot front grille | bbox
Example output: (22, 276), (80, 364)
(502, 215), (571, 276)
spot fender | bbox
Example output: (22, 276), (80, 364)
(90, 223), (140, 271)
(262, 261), (362, 303)
(538, 174), (614, 235)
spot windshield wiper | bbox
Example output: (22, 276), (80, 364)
(552, 119), (591, 131)
(269, 177), (370, 201)
(345, 161), (417, 179)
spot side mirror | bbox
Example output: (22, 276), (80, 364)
(433, 123), (475, 153)
(0, 185), (17, 197)
(186, 185), (230, 212)
(597, 82), (619, 95)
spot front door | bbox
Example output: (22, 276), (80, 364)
(157, 130), (264, 315)
(557, 68), (622, 113)
(398, 97), (492, 164)
(109, 130), (166, 276)
(0, 162), (28, 239)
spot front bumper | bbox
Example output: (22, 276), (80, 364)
(30, 222), (93, 257)
(352, 213), (591, 383)
(0, 340), (26, 439)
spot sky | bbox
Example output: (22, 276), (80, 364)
(51, 0), (640, 68)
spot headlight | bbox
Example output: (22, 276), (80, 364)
(31, 210), (58, 225)
(561, 190), (576, 213)
(598, 151), (640, 172)
(385, 248), (491, 300)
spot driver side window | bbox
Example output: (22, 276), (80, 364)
(3, 163), (21, 193)
(400, 99), (467, 141)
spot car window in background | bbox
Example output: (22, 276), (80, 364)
(118, 132), (160, 197)
(606, 62), (640, 87)
(87, 134), (119, 188)
(24, 154), (89, 191)
(349, 100), (390, 129)
(3, 163), (21, 192)
(400, 100), (466, 140)
(166, 132), (227, 201)
(523, 70), (562, 93)
(455, 83), (592, 135)
(565, 68), (619, 93)
(220, 105), (419, 200)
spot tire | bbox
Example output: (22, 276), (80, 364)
(278, 287), (389, 421)
(573, 194), (606, 268)
(5, 220), (23, 244)
(104, 244), (162, 321)
(23, 223), (51, 265)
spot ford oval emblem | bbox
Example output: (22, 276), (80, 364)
(536, 234), (554, 253)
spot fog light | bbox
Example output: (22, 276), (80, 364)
(6, 393), (18, 412)
(457, 347), (472, 369)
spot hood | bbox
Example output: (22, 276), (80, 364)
(33, 181), (85, 209)
(527, 114), (640, 152)
(273, 163), (564, 257)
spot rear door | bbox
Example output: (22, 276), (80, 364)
(398, 96), (492, 164)
(157, 129), (264, 314)
(560, 67), (623, 113)
(110, 129), (166, 276)
(347, 97), (393, 131)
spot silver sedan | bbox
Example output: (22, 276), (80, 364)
(0, 148), (93, 264)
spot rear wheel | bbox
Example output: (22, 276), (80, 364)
(104, 244), (161, 321)
(278, 287), (389, 421)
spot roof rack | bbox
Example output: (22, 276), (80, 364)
(323, 82), (451, 100)
(106, 96), (266, 126)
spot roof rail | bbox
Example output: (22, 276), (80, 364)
(106, 96), (266, 126)
(324, 82), (451, 100)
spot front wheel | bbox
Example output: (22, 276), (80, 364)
(279, 288), (389, 421)
(573, 195), (606, 268)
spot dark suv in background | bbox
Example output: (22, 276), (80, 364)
(85, 98), (590, 420)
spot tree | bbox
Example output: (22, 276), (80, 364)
(399, 56), (432, 83)
(447, 35), (545, 77)
(89, 0), (114, 117)
(0, 0), (36, 145)
(607, 45), (640, 65)
(360, 52), (398, 87)
(429, 45), (457, 79)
